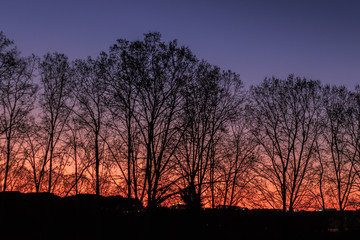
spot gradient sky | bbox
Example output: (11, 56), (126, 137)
(0, 0), (359, 88)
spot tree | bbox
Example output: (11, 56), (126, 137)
(321, 85), (357, 211)
(72, 55), (108, 196)
(312, 139), (328, 210)
(38, 52), (73, 193)
(0, 32), (38, 191)
(126, 33), (197, 208)
(103, 39), (142, 199)
(248, 75), (323, 212)
(216, 118), (257, 208)
(175, 62), (243, 209)
(23, 119), (44, 192)
(63, 117), (95, 196)
(346, 86), (360, 202)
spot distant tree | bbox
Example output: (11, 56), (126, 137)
(0, 32), (38, 191)
(248, 75), (323, 212)
(37, 53), (73, 193)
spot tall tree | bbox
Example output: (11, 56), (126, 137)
(321, 85), (357, 211)
(346, 86), (360, 195)
(129, 33), (197, 208)
(38, 52), (73, 193)
(175, 62), (242, 209)
(103, 39), (142, 199)
(248, 75), (323, 212)
(72, 55), (108, 196)
(0, 32), (37, 191)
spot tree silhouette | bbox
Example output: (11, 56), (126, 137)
(346, 86), (360, 203)
(1, 31), (360, 214)
(0, 32), (38, 191)
(249, 75), (323, 212)
(121, 33), (197, 208)
(102, 39), (142, 200)
(175, 62), (242, 209)
(38, 52), (73, 193)
(72, 56), (108, 196)
(216, 117), (257, 207)
(321, 85), (357, 212)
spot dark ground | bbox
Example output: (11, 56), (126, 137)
(0, 192), (359, 240)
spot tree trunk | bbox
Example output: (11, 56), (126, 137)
(127, 123), (132, 199)
(146, 122), (154, 208)
(48, 137), (54, 193)
(74, 134), (78, 195)
(282, 180), (287, 213)
(3, 129), (12, 192)
(95, 131), (100, 196)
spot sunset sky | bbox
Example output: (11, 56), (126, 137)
(0, 0), (359, 88)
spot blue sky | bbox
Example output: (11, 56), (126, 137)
(1, 0), (359, 88)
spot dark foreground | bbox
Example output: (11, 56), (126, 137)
(0, 192), (359, 240)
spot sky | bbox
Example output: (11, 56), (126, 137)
(0, 0), (359, 88)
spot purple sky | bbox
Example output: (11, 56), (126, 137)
(1, 0), (359, 88)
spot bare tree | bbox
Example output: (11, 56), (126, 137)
(126, 33), (197, 208)
(0, 32), (38, 191)
(102, 39), (142, 199)
(248, 75), (323, 212)
(346, 86), (360, 204)
(216, 118), (257, 208)
(4, 31), (360, 211)
(321, 85), (357, 211)
(37, 52), (73, 193)
(63, 117), (94, 196)
(175, 62), (242, 209)
(23, 120), (43, 192)
(312, 139), (328, 210)
(72, 55), (108, 196)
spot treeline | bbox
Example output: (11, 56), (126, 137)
(1, 31), (360, 211)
